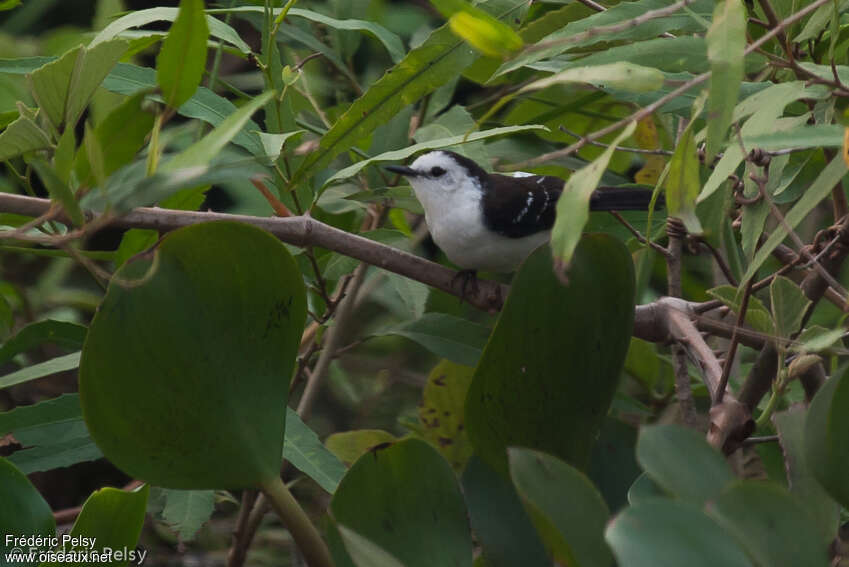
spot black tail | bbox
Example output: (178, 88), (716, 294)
(589, 185), (663, 211)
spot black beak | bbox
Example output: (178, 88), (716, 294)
(384, 164), (419, 177)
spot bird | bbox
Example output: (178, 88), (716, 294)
(385, 150), (659, 275)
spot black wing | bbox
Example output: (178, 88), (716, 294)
(481, 174), (563, 239)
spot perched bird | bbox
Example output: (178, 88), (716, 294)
(386, 150), (658, 274)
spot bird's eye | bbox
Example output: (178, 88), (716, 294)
(430, 166), (446, 177)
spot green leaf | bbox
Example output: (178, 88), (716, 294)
(0, 394), (103, 474)
(27, 40), (128, 130)
(157, 0), (209, 109)
(741, 155), (848, 282)
(793, 0), (848, 43)
(466, 236), (634, 475)
(665, 119), (703, 234)
(80, 222), (306, 489)
(509, 448), (613, 567)
(0, 111), (52, 160)
(91, 6), (251, 54)
(773, 407), (839, 546)
(288, 8), (404, 63)
(165, 91), (273, 171)
(431, 0), (523, 58)
(283, 408), (347, 494)
(706, 285), (774, 335)
(606, 499), (753, 567)
(461, 456), (549, 567)
(0, 320), (86, 365)
(697, 82), (829, 202)
(75, 91), (156, 186)
(418, 360), (475, 471)
(290, 23), (479, 190)
(331, 439), (472, 567)
(794, 325), (845, 353)
(337, 526), (406, 567)
(30, 160), (84, 227)
(520, 63), (664, 94)
(114, 229), (159, 268)
(325, 429), (398, 467)
(551, 121), (635, 271)
(770, 276), (811, 339)
(497, 0), (714, 76)
(805, 368), (849, 509)
(0, 457), (55, 562)
(160, 489), (215, 541)
(742, 124), (843, 150)
(1, 59), (266, 157)
(635, 424), (735, 505)
(706, 481), (830, 567)
(626, 472), (666, 505)
(256, 130), (306, 164)
(325, 124), (545, 186)
(46, 485), (149, 566)
(0, 352), (80, 390)
(705, 0), (746, 161)
(378, 312), (491, 367)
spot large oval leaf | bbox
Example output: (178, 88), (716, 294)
(465, 235), (635, 474)
(509, 448), (613, 567)
(606, 499), (753, 567)
(330, 438), (472, 567)
(80, 221), (306, 489)
(805, 369), (849, 509)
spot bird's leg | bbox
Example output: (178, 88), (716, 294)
(451, 269), (479, 303)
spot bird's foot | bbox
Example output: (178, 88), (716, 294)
(451, 269), (479, 303)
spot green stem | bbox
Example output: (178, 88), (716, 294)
(755, 385), (782, 429)
(259, 475), (334, 567)
(146, 113), (164, 176)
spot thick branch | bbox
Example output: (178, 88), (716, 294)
(0, 193), (506, 313)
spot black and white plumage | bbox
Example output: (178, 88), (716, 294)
(386, 150), (656, 273)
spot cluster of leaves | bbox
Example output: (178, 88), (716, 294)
(0, 0), (848, 565)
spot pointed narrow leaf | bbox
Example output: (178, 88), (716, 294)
(91, 6), (251, 54)
(0, 112), (52, 160)
(30, 160), (84, 226)
(165, 91), (273, 171)
(283, 408), (347, 494)
(325, 124), (546, 186)
(466, 236), (635, 475)
(665, 126), (702, 234)
(705, 0), (746, 161)
(742, 155), (848, 282)
(770, 276), (811, 339)
(520, 63), (664, 94)
(80, 222), (306, 489)
(430, 0), (523, 58)
(551, 121), (635, 271)
(0, 352), (80, 390)
(157, 0), (209, 109)
(290, 24), (478, 189)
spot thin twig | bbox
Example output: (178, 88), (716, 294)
(609, 211), (670, 256)
(714, 276), (754, 406)
(507, 0), (834, 170)
(560, 126), (674, 155)
(526, 0), (695, 53)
